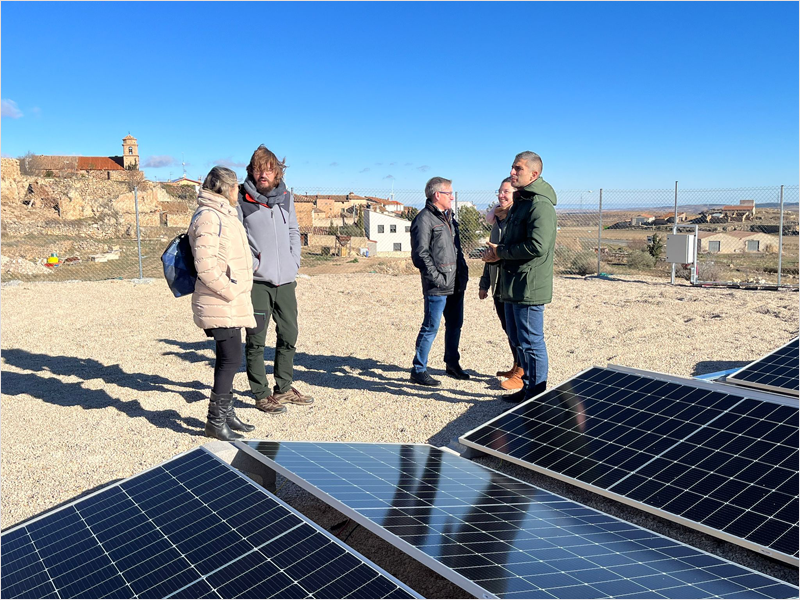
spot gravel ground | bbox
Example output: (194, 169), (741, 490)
(1, 273), (798, 596)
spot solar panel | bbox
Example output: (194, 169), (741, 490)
(0, 446), (420, 599)
(726, 337), (799, 397)
(235, 440), (798, 599)
(459, 365), (799, 566)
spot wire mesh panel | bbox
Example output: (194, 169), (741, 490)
(677, 187), (799, 287)
(1, 168), (797, 286)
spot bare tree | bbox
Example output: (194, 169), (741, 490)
(17, 151), (36, 175)
(124, 163), (145, 191)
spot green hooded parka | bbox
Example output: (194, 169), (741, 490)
(495, 177), (558, 305)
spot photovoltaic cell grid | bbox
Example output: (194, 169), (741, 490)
(0, 447), (420, 599)
(459, 366), (799, 565)
(236, 440), (798, 600)
(727, 338), (799, 397)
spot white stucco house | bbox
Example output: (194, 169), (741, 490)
(363, 208), (412, 255)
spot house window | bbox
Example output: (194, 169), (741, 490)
(390, 224), (397, 233)
(393, 243), (402, 251)
(405, 226), (410, 232)
(377, 225), (384, 233)
(708, 241), (720, 253)
(746, 240), (759, 252)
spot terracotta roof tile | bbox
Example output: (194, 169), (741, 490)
(77, 156), (124, 170)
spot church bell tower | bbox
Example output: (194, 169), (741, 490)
(122, 135), (139, 169)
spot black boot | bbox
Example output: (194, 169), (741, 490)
(205, 393), (244, 441)
(222, 393), (255, 433)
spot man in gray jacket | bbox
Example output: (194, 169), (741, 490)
(409, 176), (470, 386)
(238, 145), (314, 413)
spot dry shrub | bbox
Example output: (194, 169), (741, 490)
(677, 262), (724, 281)
(570, 252), (598, 276)
(627, 251), (656, 270)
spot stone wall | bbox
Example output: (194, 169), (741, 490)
(1, 157), (192, 231)
(1, 158), (22, 203)
(1, 157), (21, 180)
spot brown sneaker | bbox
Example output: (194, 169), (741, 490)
(255, 396), (287, 414)
(273, 387), (315, 405)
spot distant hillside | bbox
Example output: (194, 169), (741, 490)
(560, 203), (799, 215)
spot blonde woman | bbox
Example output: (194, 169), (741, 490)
(189, 166), (256, 441)
(478, 177), (522, 389)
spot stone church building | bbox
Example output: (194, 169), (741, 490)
(20, 135), (143, 181)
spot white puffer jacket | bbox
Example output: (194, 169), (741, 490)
(188, 190), (256, 330)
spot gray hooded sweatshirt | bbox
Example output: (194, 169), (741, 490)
(237, 178), (301, 286)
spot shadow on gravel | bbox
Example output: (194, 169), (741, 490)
(692, 359), (750, 377)
(2, 371), (206, 435)
(426, 396), (512, 448)
(158, 340), (493, 403)
(3, 348), (207, 402)
(159, 338), (215, 367)
(1, 349), (207, 435)
(293, 352), (493, 403)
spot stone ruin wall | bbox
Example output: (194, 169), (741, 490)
(1, 157), (194, 233)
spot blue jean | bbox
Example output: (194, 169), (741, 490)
(504, 303), (548, 397)
(412, 292), (464, 373)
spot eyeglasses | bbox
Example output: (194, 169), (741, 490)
(437, 191), (454, 196)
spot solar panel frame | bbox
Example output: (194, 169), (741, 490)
(459, 364), (799, 567)
(0, 446), (422, 600)
(234, 440), (798, 600)
(726, 337), (799, 397)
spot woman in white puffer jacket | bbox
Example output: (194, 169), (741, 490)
(188, 166), (256, 441)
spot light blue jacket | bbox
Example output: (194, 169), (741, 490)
(237, 179), (301, 286)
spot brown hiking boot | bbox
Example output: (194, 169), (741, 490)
(496, 363), (517, 378)
(500, 366), (524, 390)
(255, 395), (287, 414)
(273, 387), (315, 405)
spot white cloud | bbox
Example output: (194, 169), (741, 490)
(359, 167), (371, 173)
(417, 165), (430, 172)
(2, 99), (23, 119)
(329, 162), (339, 167)
(213, 157), (247, 168)
(383, 175), (395, 180)
(142, 155), (178, 168)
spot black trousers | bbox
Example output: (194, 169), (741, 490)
(205, 328), (243, 395)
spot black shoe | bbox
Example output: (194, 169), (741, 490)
(500, 389), (527, 403)
(227, 407), (256, 432)
(410, 370), (441, 386)
(205, 393), (244, 441)
(529, 381), (548, 398)
(445, 363), (470, 380)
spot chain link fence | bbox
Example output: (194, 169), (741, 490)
(2, 180), (797, 289)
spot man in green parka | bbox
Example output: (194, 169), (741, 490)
(482, 151), (557, 403)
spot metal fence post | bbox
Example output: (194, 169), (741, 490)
(671, 181), (678, 285)
(778, 185), (785, 287)
(453, 191), (458, 215)
(692, 224), (699, 285)
(134, 185), (143, 280)
(596, 189), (603, 276)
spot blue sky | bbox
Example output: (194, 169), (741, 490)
(2, 2), (798, 194)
